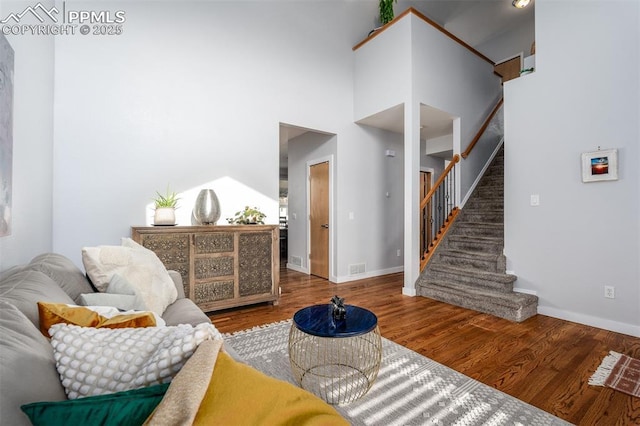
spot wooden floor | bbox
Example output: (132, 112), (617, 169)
(209, 268), (640, 426)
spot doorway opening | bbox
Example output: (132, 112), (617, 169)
(279, 123), (336, 281)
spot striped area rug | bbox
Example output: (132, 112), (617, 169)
(223, 320), (571, 426)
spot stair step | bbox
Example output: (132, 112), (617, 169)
(425, 264), (515, 292)
(479, 175), (503, 186)
(453, 222), (503, 238)
(464, 199), (503, 210)
(485, 164), (504, 177)
(437, 249), (503, 272)
(476, 186), (504, 198)
(416, 280), (538, 322)
(447, 235), (504, 254)
(460, 210), (504, 223)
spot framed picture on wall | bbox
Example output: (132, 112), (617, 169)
(581, 148), (618, 183)
(0, 34), (14, 237)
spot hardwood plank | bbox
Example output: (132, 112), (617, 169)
(208, 268), (640, 425)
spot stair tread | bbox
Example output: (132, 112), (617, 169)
(456, 221), (503, 227)
(428, 264), (516, 282)
(448, 235), (503, 243)
(440, 249), (501, 260)
(419, 280), (538, 307)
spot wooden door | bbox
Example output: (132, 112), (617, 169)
(420, 171), (432, 256)
(309, 162), (329, 279)
(494, 56), (521, 84)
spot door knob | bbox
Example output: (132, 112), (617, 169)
(321, 224), (329, 228)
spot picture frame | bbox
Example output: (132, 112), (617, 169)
(0, 34), (14, 237)
(581, 149), (618, 183)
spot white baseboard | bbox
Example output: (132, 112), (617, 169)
(513, 287), (537, 296)
(286, 263), (308, 274)
(538, 306), (640, 338)
(335, 266), (403, 284)
(402, 287), (417, 296)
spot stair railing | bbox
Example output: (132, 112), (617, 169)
(462, 97), (504, 159)
(420, 154), (460, 271)
(420, 97), (505, 271)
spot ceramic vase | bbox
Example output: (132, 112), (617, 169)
(192, 189), (221, 225)
(153, 207), (176, 225)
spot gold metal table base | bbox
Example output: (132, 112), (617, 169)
(288, 324), (382, 405)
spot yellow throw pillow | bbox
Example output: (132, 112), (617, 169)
(38, 302), (157, 338)
(193, 351), (349, 426)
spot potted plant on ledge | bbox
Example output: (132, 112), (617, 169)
(152, 186), (179, 226)
(226, 206), (266, 225)
(369, 0), (397, 37)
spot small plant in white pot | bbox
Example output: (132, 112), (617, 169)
(152, 186), (180, 225)
(226, 206), (266, 225)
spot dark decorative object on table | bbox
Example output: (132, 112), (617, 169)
(331, 295), (346, 320)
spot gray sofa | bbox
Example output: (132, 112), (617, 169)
(0, 253), (212, 426)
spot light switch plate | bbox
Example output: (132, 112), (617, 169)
(530, 194), (540, 206)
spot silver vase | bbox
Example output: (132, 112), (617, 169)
(192, 189), (221, 225)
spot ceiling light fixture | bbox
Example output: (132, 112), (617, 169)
(512, 0), (531, 8)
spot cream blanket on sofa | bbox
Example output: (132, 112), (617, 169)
(145, 339), (348, 426)
(144, 339), (224, 425)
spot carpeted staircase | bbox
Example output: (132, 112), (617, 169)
(416, 147), (538, 322)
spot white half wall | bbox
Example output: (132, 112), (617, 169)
(504, 0), (640, 337)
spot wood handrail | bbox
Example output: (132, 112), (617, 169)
(353, 7), (494, 65)
(461, 97), (504, 159)
(420, 154), (460, 211)
(420, 207), (459, 270)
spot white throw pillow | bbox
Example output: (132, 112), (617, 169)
(49, 322), (221, 399)
(81, 238), (177, 316)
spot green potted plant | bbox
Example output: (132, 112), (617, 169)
(226, 206), (266, 225)
(379, 0), (397, 25)
(152, 186), (180, 225)
(369, 0), (397, 37)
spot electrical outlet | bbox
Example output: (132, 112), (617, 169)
(604, 286), (615, 299)
(396, 249), (401, 257)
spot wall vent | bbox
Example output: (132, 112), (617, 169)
(290, 256), (303, 267)
(348, 263), (366, 275)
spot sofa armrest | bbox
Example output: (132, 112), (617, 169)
(167, 270), (186, 299)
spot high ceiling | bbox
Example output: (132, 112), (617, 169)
(404, 0), (535, 48)
(280, 0), (535, 170)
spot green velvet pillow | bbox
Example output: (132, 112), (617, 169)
(20, 383), (169, 426)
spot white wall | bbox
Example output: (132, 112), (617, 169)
(504, 0), (640, 336)
(410, 14), (502, 202)
(0, 1), (55, 270)
(476, 16), (535, 64)
(51, 1), (390, 268)
(424, 133), (452, 157)
(353, 17), (412, 122)
(337, 125), (404, 281)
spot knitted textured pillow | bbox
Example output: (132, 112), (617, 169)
(49, 322), (222, 399)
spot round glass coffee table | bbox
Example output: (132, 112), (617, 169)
(288, 304), (382, 405)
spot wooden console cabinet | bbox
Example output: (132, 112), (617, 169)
(131, 225), (279, 313)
